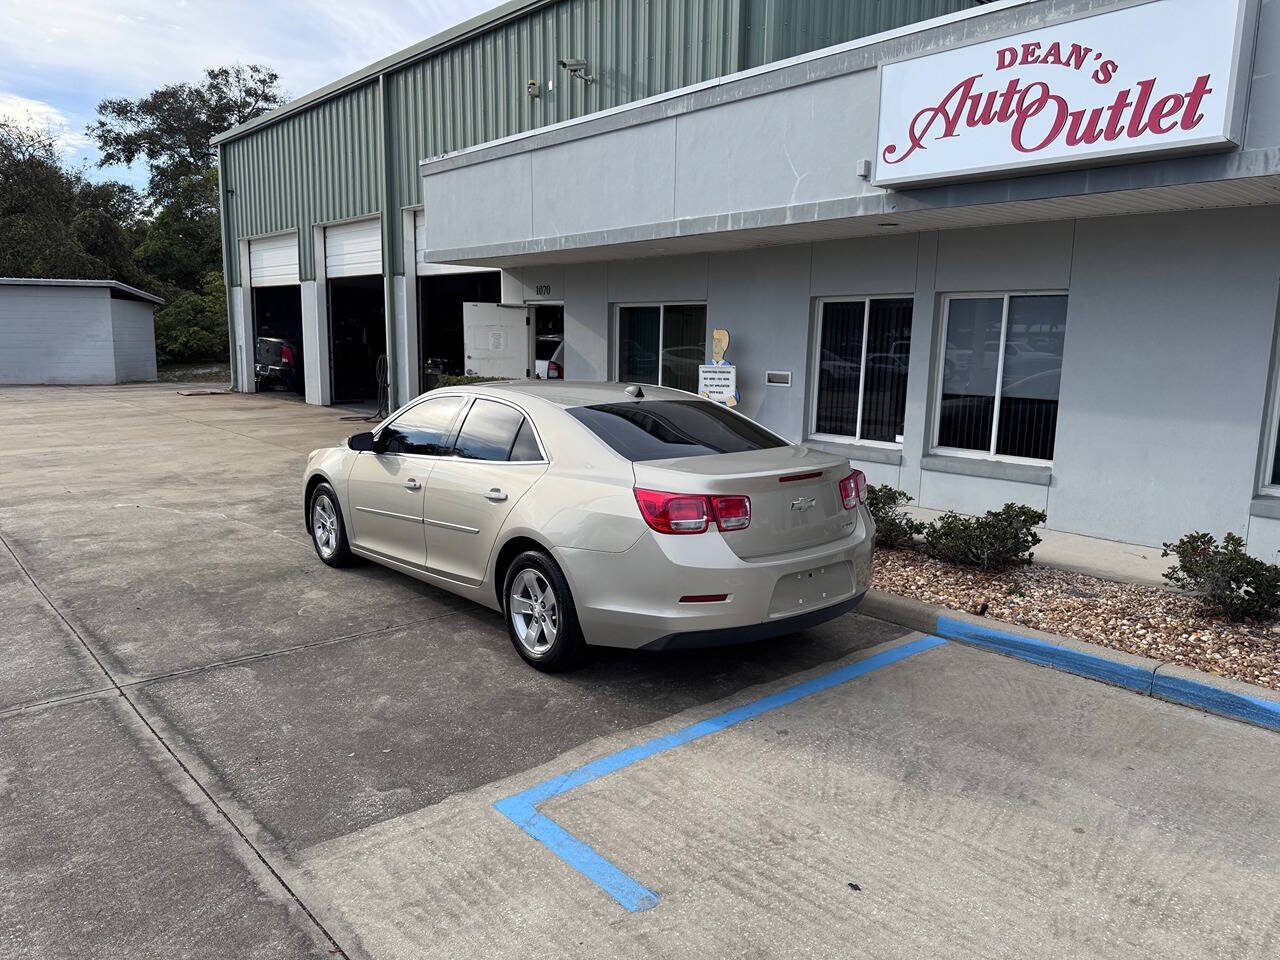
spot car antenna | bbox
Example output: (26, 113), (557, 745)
(624, 384), (644, 399)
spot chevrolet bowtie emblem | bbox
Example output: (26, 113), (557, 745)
(790, 496), (816, 512)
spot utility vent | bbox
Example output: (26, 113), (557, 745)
(766, 370), (792, 387)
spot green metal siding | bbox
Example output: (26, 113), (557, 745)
(222, 83), (382, 284)
(383, 0), (744, 275)
(738, 0), (973, 67)
(221, 0), (978, 285)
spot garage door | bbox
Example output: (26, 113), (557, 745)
(325, 218), (382, 278)
(248, 233), (300, 287)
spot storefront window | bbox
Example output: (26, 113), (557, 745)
(936, 293), (1068, 461)
(812, 298), (913, 444)
(1267, 394), (1280, 490)
(617, 304), (706, 392)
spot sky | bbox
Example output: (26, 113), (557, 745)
(0, 0), (495, 189)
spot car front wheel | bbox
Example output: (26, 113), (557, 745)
(503, 550), (585, 671)
(309, 483), (354, 567)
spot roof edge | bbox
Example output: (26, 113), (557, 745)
(0, 278), (165, 305)
(211, 0), (552, 146)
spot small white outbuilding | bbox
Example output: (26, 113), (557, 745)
(0, 278), (162, 385)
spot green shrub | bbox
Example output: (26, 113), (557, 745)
(153, 270), (228, 365)
(1161, 531), (1280, 622)
(865, 484), (924, 549)
(923, 503), (1046, 571)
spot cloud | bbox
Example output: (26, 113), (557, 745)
(0, 92), (94, 156)
(0, 0), (494, 188)
(0, 0), (496, 102)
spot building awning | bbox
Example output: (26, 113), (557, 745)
(418, 0), (1270, 268)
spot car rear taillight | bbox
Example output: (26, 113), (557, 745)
(838, 470), (867, 510)
(548, 360), (562, 379)
(280, 344), (294, 366)
(712, 495), (751, 531)
(634, 489), (709, 533)
(634, 489), (751, 534)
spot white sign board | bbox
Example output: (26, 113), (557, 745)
(874, 0), (1254, 188)
(698, 364), (737, 403)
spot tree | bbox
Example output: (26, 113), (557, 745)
(152, 269), (228, 365)
(84, 63), (284, 366)
(0, 121), (143, 283)
(133, 169), (221, 292)
(88, 63), (284, 206)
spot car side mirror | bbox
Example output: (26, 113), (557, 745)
(347, 431), (376, 452)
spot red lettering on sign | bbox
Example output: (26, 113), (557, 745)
(881, 71), (1215, 167)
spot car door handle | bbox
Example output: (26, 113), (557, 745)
(485, 487), (508, 502)
(404, 478), (421, 491)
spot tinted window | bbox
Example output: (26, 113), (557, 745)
(380, 395), (464, 455)
(509, 419), (542, 462)
(454, 399), (525, 461)
(568, 400), (786, 462)
(938, 294), (1067, 461)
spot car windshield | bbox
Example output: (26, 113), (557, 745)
(568, 399), (787, 461)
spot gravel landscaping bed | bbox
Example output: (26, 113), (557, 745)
(872, 548), (1280, 691)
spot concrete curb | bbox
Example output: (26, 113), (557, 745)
(860, 590), (1280, 733)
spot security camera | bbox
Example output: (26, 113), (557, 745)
(557, 57), (595, 83)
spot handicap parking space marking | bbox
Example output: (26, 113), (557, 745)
(494, 634), (949, 913)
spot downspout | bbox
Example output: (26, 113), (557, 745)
(216, 142), (237, 391)
(378, 73), (399, 410)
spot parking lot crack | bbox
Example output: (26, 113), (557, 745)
(121, 610), (467, 689)
(0, 527), (354, 959)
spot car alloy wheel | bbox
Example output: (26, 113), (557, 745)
(509, 568), (559, 657)
(312, 493), (339, 560)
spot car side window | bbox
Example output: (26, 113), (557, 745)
(508, 419), (543, 462)
(380, 396), (465, 455)
(454, 399), (528, 462)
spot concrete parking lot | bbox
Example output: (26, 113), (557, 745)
(2, 383), (1278, 959)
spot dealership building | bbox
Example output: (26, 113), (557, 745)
(214, 0), (1280, 555)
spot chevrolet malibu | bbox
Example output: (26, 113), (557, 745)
(303, 381), (875, 670)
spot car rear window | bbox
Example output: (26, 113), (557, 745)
(568, 400), (787, 461)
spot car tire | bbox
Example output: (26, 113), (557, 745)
(309, 482), (354, 567)
(502, 550), (586, 671)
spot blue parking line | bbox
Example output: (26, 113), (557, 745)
(494, 634), (948, 912)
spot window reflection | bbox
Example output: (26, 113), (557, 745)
(937, 294), (1067, 461)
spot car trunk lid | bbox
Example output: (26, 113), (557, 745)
(632, 445), (855, 559)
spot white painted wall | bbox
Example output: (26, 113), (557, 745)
(109, 298), (158, 382)
(1, 286), (115, 384)
(300, 280), (327, 404)
(230, 285), (253, 392)
(502, 208), (1280, 553)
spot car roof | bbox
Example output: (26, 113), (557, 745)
(450, 380), (697, 408)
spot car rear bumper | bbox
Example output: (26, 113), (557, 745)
(557, 506), (875, 650)
(638, 591), (866, 651)
(256, 364), (296, 382)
